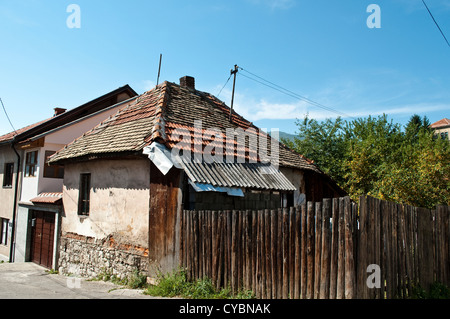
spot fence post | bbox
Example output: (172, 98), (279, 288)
(344, 196), (356, 299)
(306, 201), (315, 299)
(356, 196), (368, 299)
(417, 207), (434, 292)
(330, 198), (339, 299)
(320, 199), (331, 299)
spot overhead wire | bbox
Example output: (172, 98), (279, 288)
(0, 97), (17, 135)
(217, 73), (233, 98)
(421, 0), (450, 48)
(238, 67), (355, 119)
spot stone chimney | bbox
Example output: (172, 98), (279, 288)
(180, 76), (195, 90)
(54, 108), (66, 116)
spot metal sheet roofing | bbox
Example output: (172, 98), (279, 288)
(179, 158), (297, 192)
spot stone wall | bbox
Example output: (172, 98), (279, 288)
(58, 232), (149, 279)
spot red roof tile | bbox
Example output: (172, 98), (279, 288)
(430, 118), (450, 128)
(30, 192), (63, 205)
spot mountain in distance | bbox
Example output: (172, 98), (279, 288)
(269, 131), (298, 143)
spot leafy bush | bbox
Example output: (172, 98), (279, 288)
(145, 269), (254, 299)
(410, 282), (450, 299)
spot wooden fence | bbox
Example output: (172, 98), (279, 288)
(179, 196), (450, 299)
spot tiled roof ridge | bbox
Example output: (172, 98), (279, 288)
(148, 81), (169, 143)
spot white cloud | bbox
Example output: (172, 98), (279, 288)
(143, 80), (156, 91)
(246, 0), (296, 10)
(213, 84), (450, 123)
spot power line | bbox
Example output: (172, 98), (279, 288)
(422, 0), (450, 48)
(217, 73), (232, 98)
(0, 97), (17, 135)
(238, 67), (355, 119)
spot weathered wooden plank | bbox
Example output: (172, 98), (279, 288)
(264, 209), (272, 299)
(344, 196), (355, 299)
(294, 206), (301, 299)
(417, 207), (434, 291)
(216, 211), (224, 289)
(330, 198), (339, 299)
(404, 205), (413, 297)
(374, 197), (381, 299)
(251, 210), (258, 296)
(282, 208), (290, 299)
(392, 203), (399, 298)
(277, 208), (283, 299)
(243, 210), (249, 291)
(306, 201), (315, 299)
(314, 202), (323, 299)
(271, 210), (278, 299)
(320, 199), (331, 299)
(300, 203), (307, 299)
(231, 210), (238, 293)
(255, 210), (262, 298)
(337, 197), (346, 299)
(289, 207), (296, 299)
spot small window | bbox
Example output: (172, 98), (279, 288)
(25, 151), (38, 177)
(0, 218), (9, 245)
(78, 173), (91, 216)
(3, 163), (14, 188)
(43, 151), (64, 179)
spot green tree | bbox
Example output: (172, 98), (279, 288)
(287, 114), (450, 208)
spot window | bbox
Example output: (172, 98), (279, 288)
(441, 132), (449, 140)
(78, 174), (91, 216)
(0, 218), (9, 245)
(3, 163), (14, 188)
(43, 151), (64, 179)
(25, 151), (38, 177)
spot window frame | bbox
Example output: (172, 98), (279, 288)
(24, 151), (38, 177)
(43, 150), (64, 179)
(0, 218), (9, 245)
(2, 162), (14, 188)
(78, 173), (91, 216)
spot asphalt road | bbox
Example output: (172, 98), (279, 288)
(0, 262), (161, 299)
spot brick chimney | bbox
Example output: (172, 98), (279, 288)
(180, 76), (195, 90)
(54, 107), (66, 116)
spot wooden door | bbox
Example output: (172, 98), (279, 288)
(149, 162), (181, 276)
(31, 210), (55, 269)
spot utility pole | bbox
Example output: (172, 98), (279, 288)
(229, 65), (239, 122)
(156, 54), (163, 86)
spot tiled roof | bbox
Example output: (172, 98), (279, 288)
(0, 118), (52, 144)
(30, 192), (63, 205)
(430, 118), (450, 128)
(49, 81), (321, 173)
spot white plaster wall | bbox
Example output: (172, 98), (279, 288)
(62, 159), (150, 248)
(280, 167), (306, 206)
(20, 148), (40, 203)
(44, 102), (132, 146)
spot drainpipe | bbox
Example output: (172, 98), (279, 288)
(9, 139), (20, 263)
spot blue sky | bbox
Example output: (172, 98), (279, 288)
(0, 0), (449, 136)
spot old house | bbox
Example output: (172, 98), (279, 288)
(0, 85), (138, 267)
(49, 76), (346, 279)
(430, 118), (450, 140)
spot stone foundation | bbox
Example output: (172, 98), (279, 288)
(58, 233), (149, 280)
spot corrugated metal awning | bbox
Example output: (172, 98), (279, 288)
(179, 159), (296, 192)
